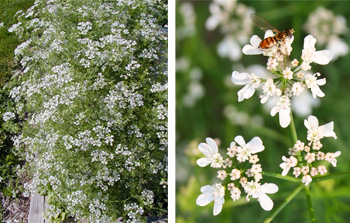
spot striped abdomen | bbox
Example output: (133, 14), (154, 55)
(259, 36), (278, 49)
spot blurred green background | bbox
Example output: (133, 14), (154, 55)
(176, 1), (350, 222)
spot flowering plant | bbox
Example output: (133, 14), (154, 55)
(195, 12), (349, 222)
(4, 0), (167, 222)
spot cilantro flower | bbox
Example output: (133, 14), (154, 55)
(244, 181), (279, 211)
(197, 137), (223, 168)
(270, 95), (291, 128)
(231, 71), (261, 102)
(304, 115), (337, 142)
(196, 183), (225, 216)
(301, 35), (333, 71)
(234, 135), (265, 162)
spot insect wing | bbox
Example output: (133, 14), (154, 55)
(250, 13), (279, 33)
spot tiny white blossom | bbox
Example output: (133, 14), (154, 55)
(196, 183), (225, 216)
(280, 156), (298, 176)
(304, 115), (337, 142)
(231, 71), (261, 102)
(304, 73), (326, 98)
(302, 175), (312, 186)
(260, 78), (276, 104)
(325, 151), (341, 167)
(270, 95), (291, 128)
(230, 169), (241, 180)
(234, 135), (265, 162)
(244, 181), (278, 211)
(197, 138), (223, 168)
(301, 35), (333, 70)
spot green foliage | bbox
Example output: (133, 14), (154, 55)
(0, 0), (35, 202)
(5, 0), (168, 222)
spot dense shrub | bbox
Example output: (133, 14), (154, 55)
(5, 0), (168, 222)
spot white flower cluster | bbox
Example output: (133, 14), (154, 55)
(2, 112), (15, 121)
(304, 6), (349, 60)
(280, 116), (340, 185)
(233, 32), (332, 128)
(7, 0), (167, 221)
(205, 0), (255, 61)
(196, 137), (278, 215)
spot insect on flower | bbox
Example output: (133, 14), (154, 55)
(250, 13), (295, 49)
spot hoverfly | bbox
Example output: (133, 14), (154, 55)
(250, 13), (294, 49)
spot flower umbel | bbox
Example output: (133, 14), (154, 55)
(196, 136), (278, 215)
(232, 31), (333, 128)
(280, 115), (340, 185)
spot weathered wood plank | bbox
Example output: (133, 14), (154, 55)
(28, 192), (46, 223)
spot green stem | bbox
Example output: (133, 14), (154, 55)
(264, 184), (303, 223)
(289, 111), (298, 144)
(312, 171), (350, 183)
(262, 171), (300, 183)
(304, 185), (316, 223)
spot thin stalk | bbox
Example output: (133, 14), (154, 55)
(289, 111), (298, 144)
(289, 111), (316, 222)
(264, 184), (303, 223)
(304, 185), (316, 223)
(262, 171), (300, 183)
(312, 171), (350, 183)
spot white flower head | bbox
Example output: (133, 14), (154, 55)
(301, 35), (333, 70)
(325, 151), (341, 167)
(197, 138), (223, 168)
(302, 175), (312, 186)
(304, 73), (326, 98)
(234, 135), (265, 162)
(304, 115), (337, 142)
(260, 78), (277, 104)
(244, 181), (278, 211)
(196, 183), (225, 216)
(231, 71), (261, 102)
(270, 95), (291, 128)
(280, 156), (298, 176)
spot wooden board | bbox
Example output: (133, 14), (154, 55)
(28, 192), (46, 223)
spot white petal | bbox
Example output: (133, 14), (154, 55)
(198, 143), (215, 157)
(270, 106), (278, 117)
(258, 193), (274, 211)
(279, 107), (291, 128)
(242, 85), (256, 100)
(231, 71), (250, 85)
(213, 197), (224, 216)
(264, 30), (274, 38)
(306, 115), (319, 129)
(261, 95), (269, 104)
(242, 45), (263, 55)
(280, 165), (290, 176)
(311, 85), (325, 98)
(238, 84), (255, 102)
(234, 135), (246, 147)
(304, 35), (316, 49)
(246, 137), (264, 154)
(206, 137), (218, 153)
(261, 183), (279, 194)
(321, 122), (337, 139)
(250, 35), (262, 48)
(200, 185), (214, 193)
(196, 194), (214, 206)
(334, 151), (341, 157)
(314, 50), (333, 65)
(316, 78), (326, 86)
(196, 158), (212, 167)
